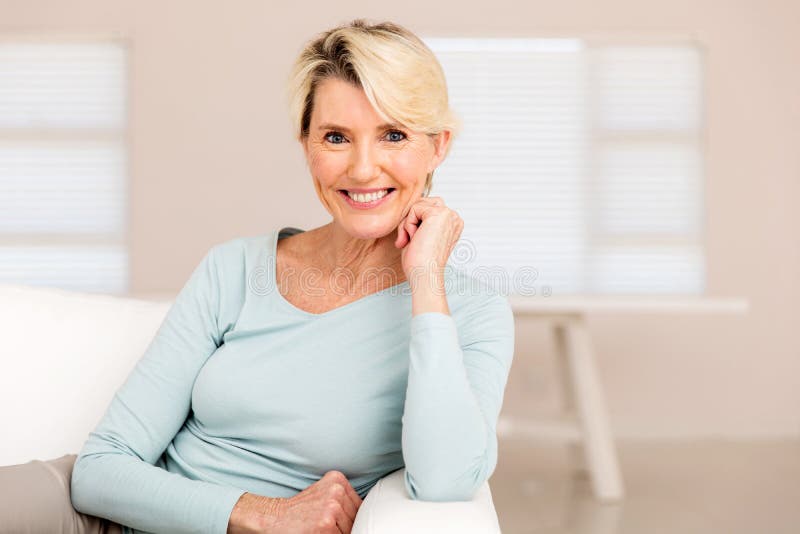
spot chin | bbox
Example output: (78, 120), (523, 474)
(342, 220), (396, 240)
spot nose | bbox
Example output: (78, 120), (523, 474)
(347, 141), (381, 182)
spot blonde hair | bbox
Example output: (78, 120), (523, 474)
(287, 19), (460, 196)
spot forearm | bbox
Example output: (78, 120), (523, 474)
(71, 450), (245, 534)
(401, 312), (494, 501)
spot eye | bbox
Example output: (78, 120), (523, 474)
(324, 131), (347, 144)
(385, 130), (407, 142)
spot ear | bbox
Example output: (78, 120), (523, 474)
(427, 130), (452, 173)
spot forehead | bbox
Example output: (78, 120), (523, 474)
(311, 77), (384, 127)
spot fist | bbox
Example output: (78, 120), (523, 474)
(394, 196), (464, 284)
(265, 470), (363, 534)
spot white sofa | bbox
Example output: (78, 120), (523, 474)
(0, 283), (502, 533)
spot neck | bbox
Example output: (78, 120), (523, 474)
(316, 222), (405, 288)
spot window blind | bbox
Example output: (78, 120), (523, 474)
(0, 40), (128, 293)
(424, 38), (704, 296)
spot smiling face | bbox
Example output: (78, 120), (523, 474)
(302, 77), (451, 240)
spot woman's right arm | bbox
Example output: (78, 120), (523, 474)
(70, 244), (249, 534)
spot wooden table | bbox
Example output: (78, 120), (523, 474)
(502, 296), (750, 501)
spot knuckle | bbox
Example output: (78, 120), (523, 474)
(327, 470), (348, 485)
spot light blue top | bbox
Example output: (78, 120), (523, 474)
(70, 227), (515, 534)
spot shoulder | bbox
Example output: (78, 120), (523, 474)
(197, 232), (277, 300)
(209, 227), (307, 265)
(204, 232), (276, 274)
(209, 233), (270, 258)
(193, 232), (279, 333)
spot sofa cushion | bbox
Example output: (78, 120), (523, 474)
(0, 284), (172, 466)
(352, 468), (502, 534)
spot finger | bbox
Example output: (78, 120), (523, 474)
(342, 480), (363, 512)
(403, 202), (438, 241)
(403, 195), (443, 219)
(395, 220), (409, 248)
(395, 202), (418, 249)
(397, 210), (422, 248)
(333, 502), (352, 534)
(325, 472), (362, 515)
(397, 198), (445, 249)
(404, 217), (418, 243)
(402, 202), (424, 233)
(317, 512), (343, 534)
(335, 483), (358, 521)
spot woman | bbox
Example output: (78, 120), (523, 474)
(1, 19), (515, 534)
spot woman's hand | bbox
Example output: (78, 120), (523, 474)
(394, 196), (463, 283)
(228, 470), (363, 534)
(395, 196), (463, 314)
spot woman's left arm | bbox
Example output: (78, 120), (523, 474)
(401, 291), (515, 502)
(396, 196), (516, 501)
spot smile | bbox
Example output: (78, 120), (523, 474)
(337, 188), (396, 209)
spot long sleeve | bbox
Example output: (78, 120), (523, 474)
(401, 291), (516, 501)
(70, 245), (246, 534)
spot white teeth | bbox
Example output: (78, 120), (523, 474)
(347, 189), (389, 203)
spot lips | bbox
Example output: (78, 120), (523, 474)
(338, 187), (395, 194)
(338, 188), (396, 194)
(337, 188), (396, 209)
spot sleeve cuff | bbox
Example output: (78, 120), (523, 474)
(211, 486), (248, 534)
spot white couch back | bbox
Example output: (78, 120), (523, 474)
(0, 284), (173, 466)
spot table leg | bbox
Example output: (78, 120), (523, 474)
(562, 315), (624, 501)
(553, 321), (585, 471)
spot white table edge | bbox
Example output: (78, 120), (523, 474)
(508, 296), (750, 314)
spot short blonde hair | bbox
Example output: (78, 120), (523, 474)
(287, 19), (460, 196)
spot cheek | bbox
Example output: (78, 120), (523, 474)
(387, 151), (429, 186)
(308, 152), (345, 184)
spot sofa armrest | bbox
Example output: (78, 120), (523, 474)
(352, 468), (502, 534)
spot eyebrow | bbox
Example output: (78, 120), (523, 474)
(317, 122), (402, 133)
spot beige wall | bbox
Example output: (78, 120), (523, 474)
(2, 0), (798, 438)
